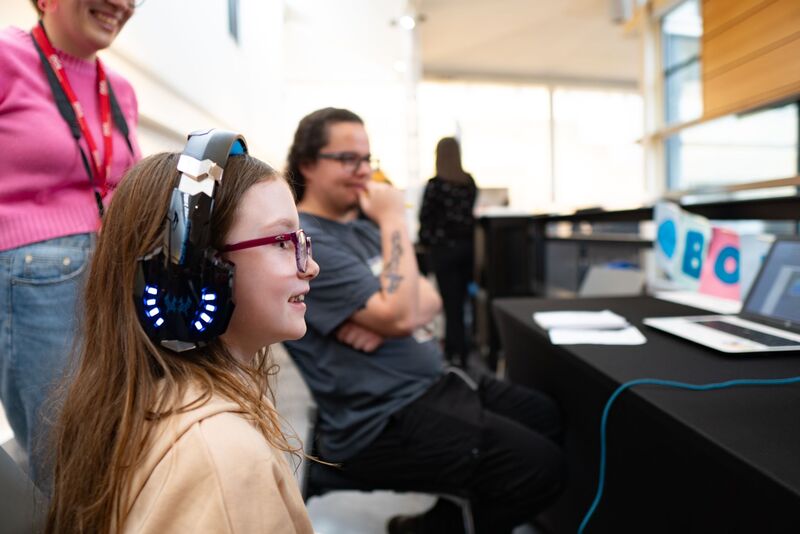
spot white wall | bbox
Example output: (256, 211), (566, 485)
(0, 3), (38, 38)
(109, 0), (286, 162)
(1, 1), (287, 162)
(278, 0), (417, 188)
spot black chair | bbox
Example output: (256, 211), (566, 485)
(301, 406), (475, 534)
(0, 443), (46, 534)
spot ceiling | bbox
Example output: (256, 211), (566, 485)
(418, 0), (641, 87)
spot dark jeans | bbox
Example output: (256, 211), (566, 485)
(431, 241), (474, 363)
(341, 371), (565, 534)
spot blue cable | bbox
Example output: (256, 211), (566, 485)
(578, 375), (800, 534)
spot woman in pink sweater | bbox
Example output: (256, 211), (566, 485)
(0, 0), (140, 488)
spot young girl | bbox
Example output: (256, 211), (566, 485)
(45, 143), (318, 533)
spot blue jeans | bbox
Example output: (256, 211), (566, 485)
(0, 233), (94, 487)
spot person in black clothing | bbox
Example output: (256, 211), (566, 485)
(418, 137), (477, 367)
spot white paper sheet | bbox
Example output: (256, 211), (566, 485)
(548, 326), (647, 345)
(533, 310), (629, 330)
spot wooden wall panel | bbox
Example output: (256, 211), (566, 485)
(703, 0), (772, 36)
(702, 0), (800, 118)
(703, 35), (800, 116)
(703, 0), (800, 77)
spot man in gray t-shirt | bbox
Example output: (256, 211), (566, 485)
(285, 108), (564, 534)
(287, 212), (444, 461)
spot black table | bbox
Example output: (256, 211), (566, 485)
(493, 296), (800, 534)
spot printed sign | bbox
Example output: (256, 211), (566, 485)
(655, 201), (713, 290)
(699, 227), (740, 299)
(653, 201), (776, 301)
(654, 201), (683, 281)
(673, 210), (711, 289)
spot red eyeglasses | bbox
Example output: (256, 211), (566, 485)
(222, 229), (313, 273)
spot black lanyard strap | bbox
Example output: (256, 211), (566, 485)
(30, 30), (135, 219)
(106, 79), (134, 155)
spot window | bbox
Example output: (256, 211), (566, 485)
(662, 0), (702, 125)
(661, 1), (800, 191)
(552, 88), (644, 209)
(418, 82), (552, 213)
(653, 0), (800, 193)
(418, 81), (644, 213)
(228, 0), (240, 44)
(666, 102), (799, 190)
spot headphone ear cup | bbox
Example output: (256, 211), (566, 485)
(134, 250), (235, 352)
(133, 129), (247, 352)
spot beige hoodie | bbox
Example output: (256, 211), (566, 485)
(120, 389), (313, 534)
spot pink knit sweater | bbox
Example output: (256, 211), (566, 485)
(0, 26), (140, 252)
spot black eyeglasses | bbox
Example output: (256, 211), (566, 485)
(222, 229), (313, 273)
(318, 152), (377, 174)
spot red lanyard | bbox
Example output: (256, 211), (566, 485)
(31, 24), (113, 197)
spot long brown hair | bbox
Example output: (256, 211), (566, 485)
(435, 136), (470, 184)
(46, 152), (299, 533)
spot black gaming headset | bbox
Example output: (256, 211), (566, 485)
(134, 129), (247, 353)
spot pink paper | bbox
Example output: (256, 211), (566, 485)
(699, 228), (740, 300)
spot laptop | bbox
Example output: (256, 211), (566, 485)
(644, 238), (800, 353)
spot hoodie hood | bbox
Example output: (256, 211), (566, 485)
(123, 386), (249, 515)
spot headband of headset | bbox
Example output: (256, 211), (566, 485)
(134, 129), (248, 353)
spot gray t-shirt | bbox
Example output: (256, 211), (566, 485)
(284, 213), (444, 461)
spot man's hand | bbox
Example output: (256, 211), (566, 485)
(335, 320), (385, 353)
(358, 181), (405, 226)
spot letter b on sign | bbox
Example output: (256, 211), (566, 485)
(681, 230), (704, 279)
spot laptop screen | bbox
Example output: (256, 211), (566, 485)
(742, 239), (800, 331)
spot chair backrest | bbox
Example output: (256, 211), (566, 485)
(0, 444), (47, 533)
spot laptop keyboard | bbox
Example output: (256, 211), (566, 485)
(695, 320), (800, 347)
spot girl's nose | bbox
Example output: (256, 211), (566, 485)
(300, 257), (320, 279)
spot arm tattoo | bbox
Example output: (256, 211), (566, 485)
(384, 230), (404, 294)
